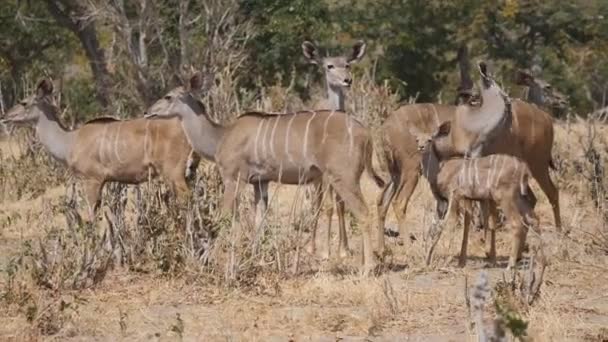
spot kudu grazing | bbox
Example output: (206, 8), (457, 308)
(1, 79), (199, 220)
(145, 73), (384, 273)
(411, 121), (539, 269)
(377, 67), (560, 250)
(301, 39), (379, 258)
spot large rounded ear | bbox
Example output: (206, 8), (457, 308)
(302, 41), (320, 64)
(348, 40), (367, 63)
(435, 121), (451, 137)
(36, 79), (54, 97)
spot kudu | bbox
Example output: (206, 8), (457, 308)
(377, 69), (560, 250)
(1, 79), (199, 220)
(145, 73), (385, 273)
(515, 69), (569, 116)
(411, 122), (539, 269)
(301, 39), (371, 258)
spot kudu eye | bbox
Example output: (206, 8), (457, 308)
(327, 64), (334, 70)
(20, 102), (27, 106)
(164, 95), (172, 100)
(345, 64), (351, 69)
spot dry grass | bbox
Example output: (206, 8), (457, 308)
(1, 82), (607, 341)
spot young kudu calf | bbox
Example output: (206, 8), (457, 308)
(301, 40), (376, 258)
(411, 122), (539, 269)
(377, 67), (560, 249)
(145, 73), (384, 273)
(1, 79), (199, 220)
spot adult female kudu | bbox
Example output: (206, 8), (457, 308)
(1, 79), (199, 220)
(301, 39), (378, 258)
(144, 73), (384, 273)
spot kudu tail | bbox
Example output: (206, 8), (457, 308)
(365, 139), (386, 188)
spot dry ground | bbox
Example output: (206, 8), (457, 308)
(1, 121), (608, 341)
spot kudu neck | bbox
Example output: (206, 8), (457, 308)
(35, 103), (74, 164)
(421, 148), (441, 196)
(326, 82), (346, 111)
(179, 106), (225, 161)
(526, 84), (544, 107)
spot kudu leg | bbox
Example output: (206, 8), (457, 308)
(306, 182), (325, 256)
(376, 176), (397, 252)
(392, 171), (420, 244)
(458, 199), (473, 267)
(322, 185), (335, 260)
(335, 193), (350, 258)
(501, 200), (528, 270)
(530, 164), (561, 231)
(83, 180), (103, 223)
(329, 178), (376, 274)
(221, 178), (243, 219)
(483, 202), (499, 266)
(253, 181), (269, 229)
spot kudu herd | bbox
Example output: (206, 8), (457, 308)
(1, 39), (563, 274)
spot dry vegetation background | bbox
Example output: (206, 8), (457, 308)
(1, 0), (608, 341)
(1, 77), (607, 341)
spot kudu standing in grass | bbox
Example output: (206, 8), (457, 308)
(145, 73), (385, 273)
(1, 79), (199, 220)
(377, 67), (560, 250)
(410, 122), (539, 269)
(301, 39), (377, 258)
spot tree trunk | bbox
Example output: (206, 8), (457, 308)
(44, 0), (112, 109)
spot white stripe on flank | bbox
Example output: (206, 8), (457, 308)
(261, 119), (271, 160)
(494, 156), (506, 187)
(285, 114), (297, 165)
(459, 162), (466, 186)
(114, 122), (125, 163)
(321, 110), (336, 145)
(99, 125), (109, 165)
(303, 111), (317, 158)
(253, 120), (264, 162)
(269, 116), (280, 159)
(473, 158), (480, 186)
(467, 159), (475, 185)
(487, 155), (496, 188)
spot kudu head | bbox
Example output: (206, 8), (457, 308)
(409, 121), (453, 160)
(145, 72), (211, 119)
(302, 40), (367, 89)
(2, 79), (55, 125)
(409, 121), (453, 220)
(515, 69), (569, 113)
(476, 61), (510, 106)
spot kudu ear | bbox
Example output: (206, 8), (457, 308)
(188, 72), (204, 92)
(435, 121), (451, 137)
(478, 61), (488, 78)
(36, 79), (54, 97)
(302, 41), (320, 65)
(348, 40), (367, 63)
